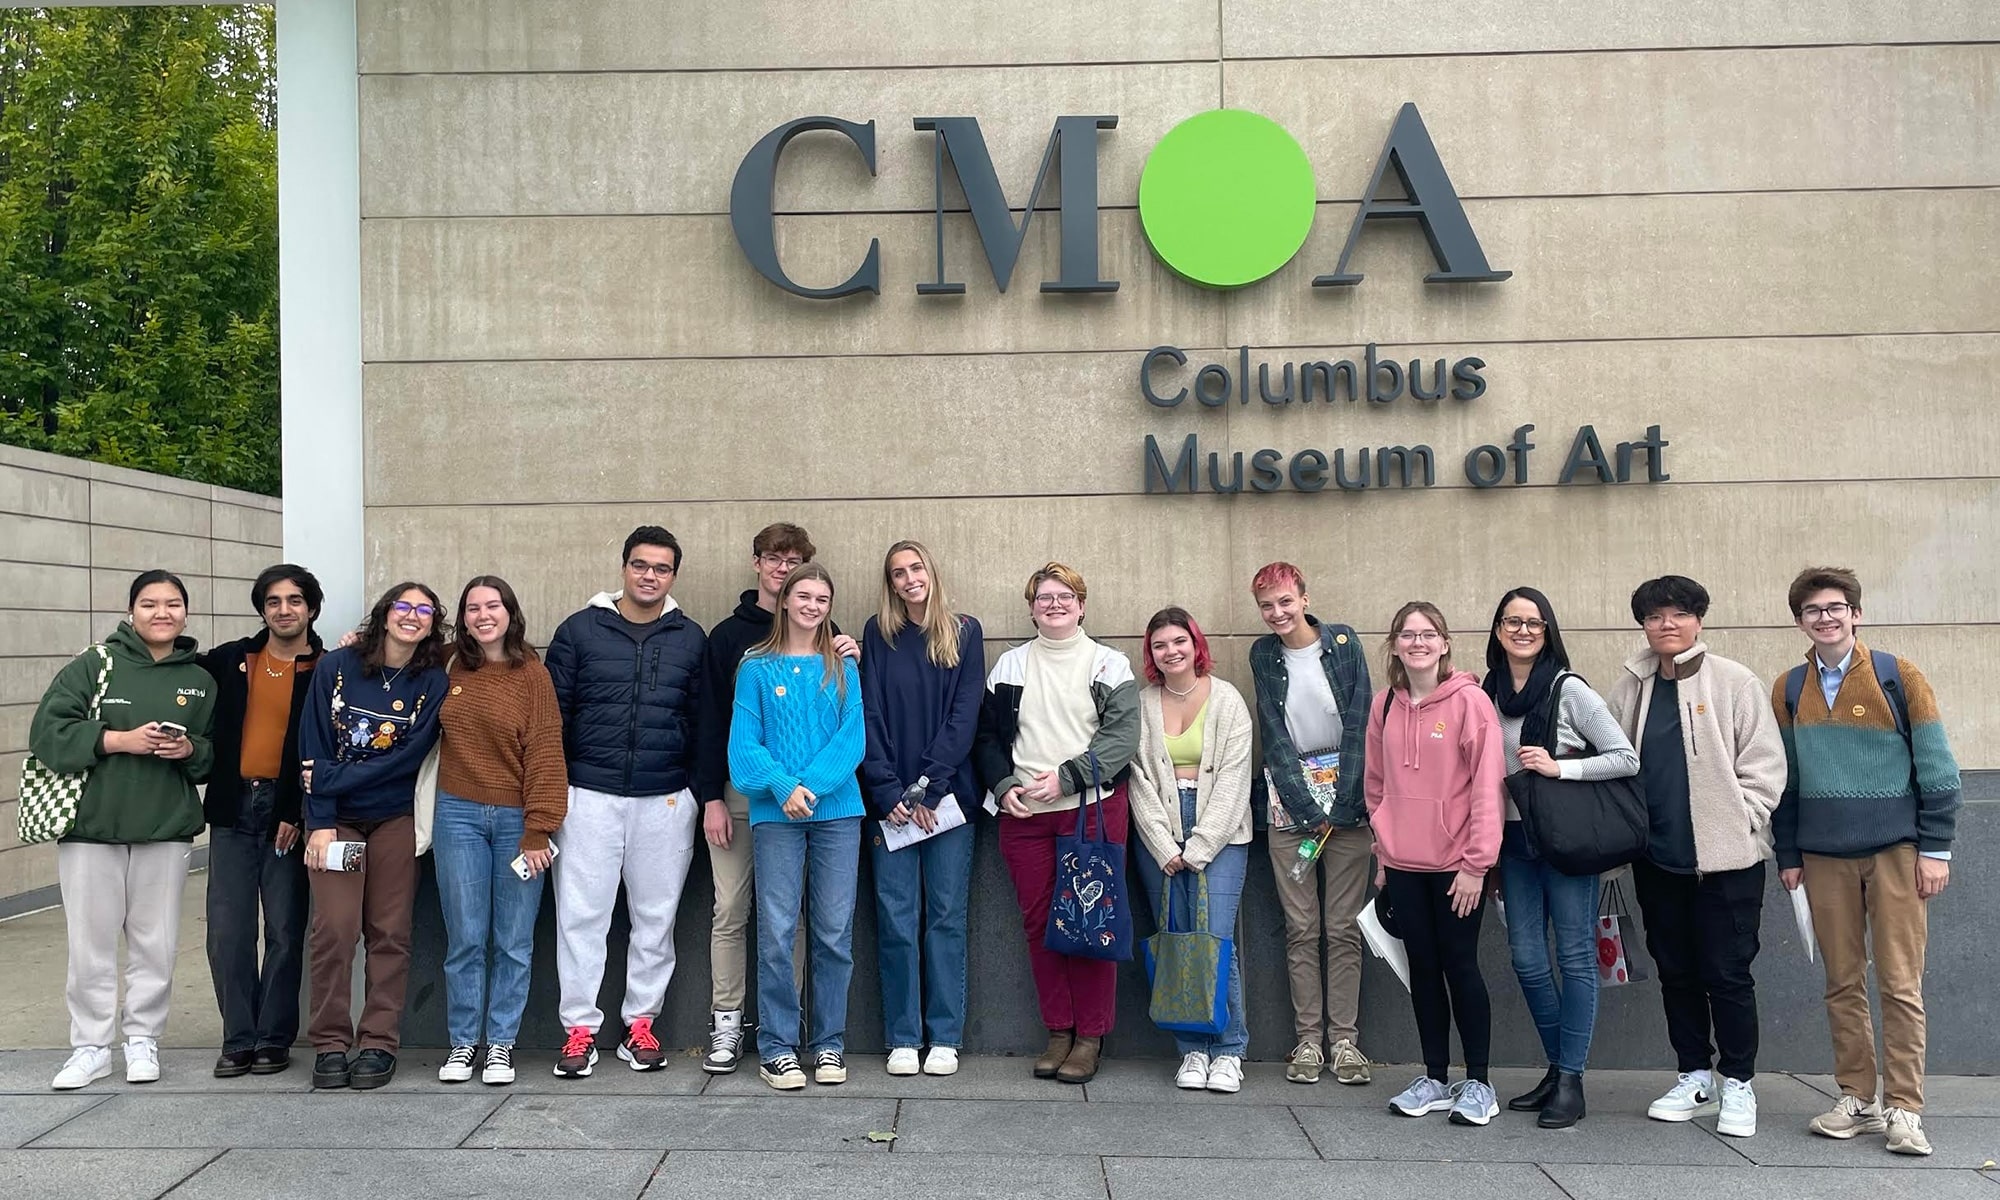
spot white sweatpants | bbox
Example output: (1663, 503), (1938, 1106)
(552, 786), (699, 1030)
(58, 841), (192, 1049)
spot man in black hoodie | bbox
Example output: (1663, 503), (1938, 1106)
(198, 564), (326, 1078)
(692, 523), (855, 1073)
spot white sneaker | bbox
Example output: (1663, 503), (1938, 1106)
(702, 1010), (745, 1075)
(1206, 1055), (1243, 1094)
(1884, 1106), (1933, 1156)
(1647, 1070), (1718, 1122)
(52, 1046), (113, 1090)
(481, 1044), (515, 1086)
(1174, 1051), (1211, 1090)
(438, 1044), (476, 1083)
(1716, 1077), (1757, 1138)
(886, 1047), (921, 1076)
(123, 1037), (160, 1084)
(1809, 1093), (1885, 1139)
(922, 1047), (960, 1077)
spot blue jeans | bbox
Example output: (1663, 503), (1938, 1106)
(753, 816), (862, 1061)
(870, 818), (974, 1049)
(434, 793), (545, 1047)
(1499, 821), (1601, 1074)
(1134, 784), (1250, 1057)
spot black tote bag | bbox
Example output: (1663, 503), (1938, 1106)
(1504, 673), (1648, 877)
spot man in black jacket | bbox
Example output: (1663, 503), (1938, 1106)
(545, 526), (708, 1078)
(198, 564), (325, 1078)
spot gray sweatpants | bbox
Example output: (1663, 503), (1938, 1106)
(553, 786), (699, 1030)
(58, 841), (192, 1049)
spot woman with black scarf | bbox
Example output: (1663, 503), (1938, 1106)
(1482, 588), (1639, 1128)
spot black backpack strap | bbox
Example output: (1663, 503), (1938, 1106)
(1870, 650), (1911, 744)
(1783, 663), (1808, 722)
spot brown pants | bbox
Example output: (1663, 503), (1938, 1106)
(307, 814), (418, 1053)
(1268, 823), (1373, 1046)
(1803, 843), (1928, 1112)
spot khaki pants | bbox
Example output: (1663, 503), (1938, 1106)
(1267, 823), (1373, 1046)
(1804, 843), (1929, 1112)
(708, 785), (803, 1013)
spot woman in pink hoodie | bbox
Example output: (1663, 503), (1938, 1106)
(1365, 601), (1506, 1127)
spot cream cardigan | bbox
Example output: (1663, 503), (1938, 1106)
(1128, 677), (1255, 870)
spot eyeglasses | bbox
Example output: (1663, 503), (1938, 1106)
(627, 559), (678, 577)
(1800, 603), (1853, 622)
(1642, 610), (1696, 629)
(759, 554), (805, 570)
(1498, 616), (1547, 634)
(1394, 630), (1443, 644)
(1033, 592), (1079, 609)
(389, 601), (436, 618)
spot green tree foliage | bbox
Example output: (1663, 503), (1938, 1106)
(0, 6), (278, 495)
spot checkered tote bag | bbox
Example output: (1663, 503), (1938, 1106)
(16, 645), (113, 845)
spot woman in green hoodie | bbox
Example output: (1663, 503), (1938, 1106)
(29, 570), (216, 1091)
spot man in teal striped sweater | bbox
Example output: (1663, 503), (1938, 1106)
(1772, 567), (1961, 1158)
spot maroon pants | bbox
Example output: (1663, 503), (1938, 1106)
(307, 814), (417, 1053)
(998, 783), (1129, 1038)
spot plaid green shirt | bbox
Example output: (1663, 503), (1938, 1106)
(1248, 618), (1372, 829)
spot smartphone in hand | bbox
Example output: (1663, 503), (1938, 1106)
(156, 721), (189, 740)
(510, 842), (560, 881)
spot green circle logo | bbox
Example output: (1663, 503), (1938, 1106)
(1138, 109), (1317, 289)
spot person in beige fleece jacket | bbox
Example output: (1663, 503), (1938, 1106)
(1607, 575), (1786, 1141)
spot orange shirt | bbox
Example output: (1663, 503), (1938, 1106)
(240, 650), (298, 780)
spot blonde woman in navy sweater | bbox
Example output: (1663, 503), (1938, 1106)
(860, 540), (985, 1078)
(729, 563), (867, 1091)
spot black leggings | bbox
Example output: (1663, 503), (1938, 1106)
(1384, 867), (1491, 1083)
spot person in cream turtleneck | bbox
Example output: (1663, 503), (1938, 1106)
(974, 562), (1139, 1084)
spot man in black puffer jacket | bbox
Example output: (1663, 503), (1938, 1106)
(545, 526), (707, 1078)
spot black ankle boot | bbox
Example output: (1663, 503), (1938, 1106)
(1539, 1072), (1586, 1128)
(1509, 1065), (1561, 1111)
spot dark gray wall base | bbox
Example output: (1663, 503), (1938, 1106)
(383, 774), (1999, 1072)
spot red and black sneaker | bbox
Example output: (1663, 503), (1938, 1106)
(553, 1026), (598, 1078)
(618, 1017), (666, 1072)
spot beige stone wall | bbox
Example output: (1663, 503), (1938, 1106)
(0, 445), (281, 900)
(355, 1), (2000, 765)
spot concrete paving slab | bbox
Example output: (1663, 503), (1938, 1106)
(29, 1092), (504, 1149)
(1543, 1163), (2000, 1199)
(1725, 1117), (2000, 1170)
(700, 1054), (1080, 1101)
(1290, 1106), (1749, 1166)
(0, 1095), (104, 1148)
(894, 1097), (1316, 1158)
(647, 1150), (1110, 1200)
(1795, 1073), (2000, 1117)
(1475, 1066), (1839, 1118)
(0, 1050), (317, 1095)
(1105, 1156), (1570, 1199)
(1082, 1056), (1377, 1105)
(465, 1094), (899, 1152)
(0, 1149), (219, 1200)
(168, 1149), (663, 1200)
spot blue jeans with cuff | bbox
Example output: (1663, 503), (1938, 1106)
(753, 816), (863, 1062)
(1134, 783), (1250, 1058)
(434, 792), (545, 1047)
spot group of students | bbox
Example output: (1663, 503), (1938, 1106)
(27, 526), (1961, 1157)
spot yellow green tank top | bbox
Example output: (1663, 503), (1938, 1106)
(1164, 698), (1207, 767)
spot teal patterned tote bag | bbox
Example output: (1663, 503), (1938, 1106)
(1142, 872), (1233, 1035)
(16, 645), (113, 845)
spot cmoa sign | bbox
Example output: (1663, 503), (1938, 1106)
(729, 103), (1509, 299)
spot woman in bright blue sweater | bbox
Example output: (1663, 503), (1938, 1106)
(860, 540), (985, 1079)
(728, 562), (866, 1091)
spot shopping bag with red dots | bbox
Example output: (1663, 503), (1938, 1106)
(1596, 873), (1649, 986)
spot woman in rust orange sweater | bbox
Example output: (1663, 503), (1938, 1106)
(433, 576), (568, 1085)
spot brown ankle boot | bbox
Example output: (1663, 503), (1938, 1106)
(1033, 1029), (1074, 1079)
(1056, 1035), (1102, 1084)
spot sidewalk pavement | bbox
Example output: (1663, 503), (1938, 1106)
(1, 1050), (1996, 1200)
(1, 880), (1996, 1199)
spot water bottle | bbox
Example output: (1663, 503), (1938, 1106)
(1288, 819), (1334, 882)
(900, 775), (930, 810)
